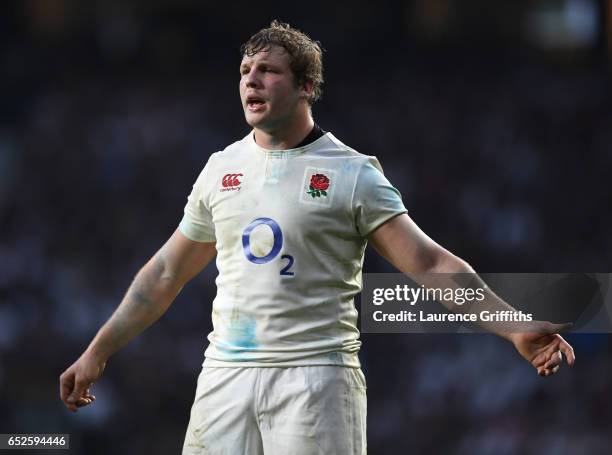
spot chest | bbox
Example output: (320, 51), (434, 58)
(208, 157), (357, 248)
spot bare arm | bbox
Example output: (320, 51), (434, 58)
(368, 213), (575, 375)
(60, 229), (216, 411)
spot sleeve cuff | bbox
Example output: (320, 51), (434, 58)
(179, 214), (216, 243)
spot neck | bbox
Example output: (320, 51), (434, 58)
(253, 110), (315, 150)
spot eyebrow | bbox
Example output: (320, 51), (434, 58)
(240, 60), (280, 72)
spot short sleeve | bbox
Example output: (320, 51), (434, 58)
(353, 157), (407, 237)
(178, 161), (216, 242)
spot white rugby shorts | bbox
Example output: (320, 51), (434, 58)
(182, 366), (367, 454)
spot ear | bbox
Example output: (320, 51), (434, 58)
(301, 80), (314, 98)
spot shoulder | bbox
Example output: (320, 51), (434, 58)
(192, 133), (252, 177)
(190, 134), (251, 189)
(209, 133), (252, 164)
(317, 133), (384, 175)
(309, 132), (379, 167)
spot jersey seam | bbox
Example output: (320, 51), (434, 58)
(350, 160), (367, 236)
(361, 210), (407, 237)
(201, 151), (219, 211)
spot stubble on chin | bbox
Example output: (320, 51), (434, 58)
(244, 112), (266, 129)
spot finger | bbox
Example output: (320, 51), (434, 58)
(59, 371), (74, 402)
(531, 351), (551, 369)
(66, 401), (79, 412)
(538, 363), (561, 377)
(537, 365), (549, 376)
(68, 379), (90, 404)
(79, 394), (96, 403)
(76, 397), (93, 407)
(559, 339), (575, 366)
(74, 390), (97, 408)
(544, 351), (562, 369)
(61, 382), (81, 413)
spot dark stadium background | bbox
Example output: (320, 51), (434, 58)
(1, 1), (611, 454)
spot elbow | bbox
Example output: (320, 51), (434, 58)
(426, 247), (474, 274)
(144, 254), (181, 291)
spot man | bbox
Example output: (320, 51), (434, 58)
(60, 21), (575, 454)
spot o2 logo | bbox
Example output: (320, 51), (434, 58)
(242, 218), (295, 276)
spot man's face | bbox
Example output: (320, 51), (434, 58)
(239, 45), (304, 132)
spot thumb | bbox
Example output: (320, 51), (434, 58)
(68, 379), (87, 403)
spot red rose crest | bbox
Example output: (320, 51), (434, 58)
(307, 173), (330, 198)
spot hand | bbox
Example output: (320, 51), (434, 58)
(510, 321), (575, 377)
(60, 351), (106, 412)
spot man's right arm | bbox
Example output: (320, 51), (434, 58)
(59, 229), (216, 412)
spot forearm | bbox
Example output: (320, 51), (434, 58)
(84, 253), (182, 362)
(369, 215), (523, 340)
(369, 216), (574, 373)
(420, 250), (520, 340)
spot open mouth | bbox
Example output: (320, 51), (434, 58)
(246, 96), (266, 111)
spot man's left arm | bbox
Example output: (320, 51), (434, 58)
(368, 213), (575, 376)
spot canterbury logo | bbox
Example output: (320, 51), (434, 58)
(222, 173), (243, 187)
(220, 173), (243, 192)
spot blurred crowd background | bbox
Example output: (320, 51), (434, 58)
(1, 0), (611, 454)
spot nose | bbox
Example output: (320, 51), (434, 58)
(243, 70), (260, 89)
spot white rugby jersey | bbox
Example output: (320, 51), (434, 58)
(179, 131), (407, 367)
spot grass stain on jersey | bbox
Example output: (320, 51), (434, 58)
(247, 225), (275, 258)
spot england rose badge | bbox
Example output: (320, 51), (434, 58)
(307, 173), (330, 198)
(300, 167), (336, 207)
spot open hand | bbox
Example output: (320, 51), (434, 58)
(510, 321), (575, 377)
